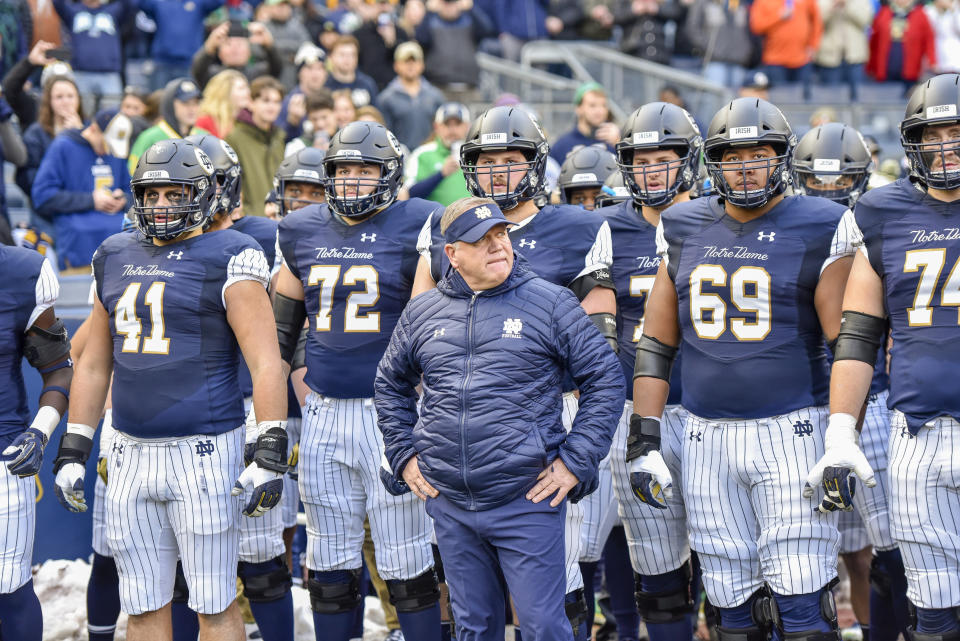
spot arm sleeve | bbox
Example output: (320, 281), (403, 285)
(821, 208), (865, 275)
(222, 247), (271, 307)
(27, 258), (60, 329)
(374, 312), (422, 477)
(2, 57), (40, 127)
(553, 290), (626, 483)
(573, 219), (614, 281)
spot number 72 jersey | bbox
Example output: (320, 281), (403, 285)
(277, 200), (440, 399)
(658, 194), (851, 420)
(854, 178), (960, 432)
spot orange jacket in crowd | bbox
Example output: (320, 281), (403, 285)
(750, 0), (824, 68)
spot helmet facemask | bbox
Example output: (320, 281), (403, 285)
(902, 123), (960, 190)
(461, 146), (547, 211)
(134, 179), (210, 240)
(705, 144), (792, 208)
(617, 144), (696, 208)
(794, 164), (869, 207)
(323, 159), (399, 219)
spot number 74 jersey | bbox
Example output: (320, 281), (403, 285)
(277, 200), (441, 399)
(657, 194), (852, 420)
(854, 178), (960, 433)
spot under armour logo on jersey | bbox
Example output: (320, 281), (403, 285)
(434, 327), (445, 338)
(502, 318), (523, 338)
(111, 442), (124, 458)
(757, 231), (776, 242)
(793, 420), (814, 437)
(688, 430), (702, 442)
(360, 233), (377, 242)
(195, 440), (215, 456)
(900, 426), (915, 439)
(168, 250), (183, 260)
(518, 239), (536, 249)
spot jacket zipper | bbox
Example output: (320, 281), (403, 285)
(458, 293), (478, 509)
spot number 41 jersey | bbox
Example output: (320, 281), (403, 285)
(658, 194), (851, 419)
(278, 199), (441, 399)
(854, 178), (960, 433)
(93, 229), (271, 438)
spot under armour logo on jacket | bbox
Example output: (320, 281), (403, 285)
(434, 327), (445, 338)
(518, 239), (536, 249)
(502, 318), (523, 338)
(793, 420), (813, 437)
(195, 440), (215, 456)
(168, 250), (183, 260)
(361, 233), (377, 242)
(757, 231), (776, 242)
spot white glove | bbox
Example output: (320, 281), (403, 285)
(804, 413), (876, 507)
(232, 463), (284, 517)
(629, 450), (674, 508)
(55, 462), (87, 512)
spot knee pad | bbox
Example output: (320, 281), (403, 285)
(633, 563), (694, 624)
(716, 586), (779, 641)
(307, 569), (363, 614)
(238, 557), (293, 603)
(775, 581), (840, 641)
(908, 606), (960, 639)
(565, 588), (589, 631)
(172, 562), (190, 604)
(385, 568), (441, 613)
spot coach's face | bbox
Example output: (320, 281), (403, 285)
(445, 223), (514, 290)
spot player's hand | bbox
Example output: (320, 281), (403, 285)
(527, 458), (579, 507)
(380, 453), (411, 496)
(402, 455), (439, 501)
(804, 413), (876, 513)
(233, 463), (284, 516)
(54, 462), (87, 512)
(629, 450), (673, 509)
(233, 422), (288, 516)
(2, 428), (47, 477)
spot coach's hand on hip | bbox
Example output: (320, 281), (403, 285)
(526, 458), (579, 507)
(402, 455), (439, 501)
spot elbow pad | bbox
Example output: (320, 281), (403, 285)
(589, 312), (619, 354)
(274, 293), (307, 364)
(633, 334), (678, 382)
(569, 268), (616, 301)
(24, 318), (72, 369)
(291, 326), (309, 371)
(833, 311), (886, 366)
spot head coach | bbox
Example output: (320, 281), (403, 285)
(374, 196), (625, 641)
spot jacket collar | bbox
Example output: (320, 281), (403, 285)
(437, 253), (536, 298)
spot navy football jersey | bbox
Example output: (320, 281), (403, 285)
(228, 216), (278, 398)
(854, 178), (960, 432)
(0, 247), (58, 437)
(417, 204), (613, 288)
(278, 198), (442, 398)
(93, 229), (270, 438)
(659, 195), (851, 419)
(601, 200), (681, 405)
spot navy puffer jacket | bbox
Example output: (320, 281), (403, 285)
(375, 256), (625, 511)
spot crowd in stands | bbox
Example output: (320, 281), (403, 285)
(0, 0), (956, 271)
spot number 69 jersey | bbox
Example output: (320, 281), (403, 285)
(93, 229), (271, 438)
(277, 199), (441, 399)
(854, 178), (960, 433)
(657, 194), (851, 419)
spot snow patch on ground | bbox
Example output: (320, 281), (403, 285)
(34, 559), (388, 641)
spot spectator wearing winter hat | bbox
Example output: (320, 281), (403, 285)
(324, 35), (379, 107)
(191, 20), (284, 90)
(52, 0), (135, 106)
(139, 0), (224, 90)
(375, 42), (445, 150)
(548, 83), (618, 165)
(127, 78), (202, 173)
(276, 43), (328, 141)
(31, 109), (131, 269)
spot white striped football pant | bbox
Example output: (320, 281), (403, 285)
(299, 393), (432, 580)
(106, 427), (243, 615)
(681, 406), (840, 608)
(609, 402), (690, 575)
(0, 459), (35, 594)
(851, 391), (896, 552)
(889, 411), (960, 609)
(561, 393), (586, 593)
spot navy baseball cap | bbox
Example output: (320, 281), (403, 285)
(444, 202), (511, 244)
(435, 102), (470, 124)
(172, 79), (201, 102)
